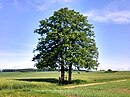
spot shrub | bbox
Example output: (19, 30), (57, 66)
(108, 69), (112, 72)
(105, 69), (118, 73)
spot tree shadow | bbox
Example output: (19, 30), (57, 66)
(16, 78), (59, 83)
(71, 79), (87, 84)
(16, 78), (87, 85)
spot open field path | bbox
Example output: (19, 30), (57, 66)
(64, 79), (127, 89)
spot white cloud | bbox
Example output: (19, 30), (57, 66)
(13, 0), (51, 11)
(0, 41), (36, 69)
(84, 0), (130, 24)
(0, 50), (34, 69)
(13, 0), (26, 11)
(0, 0), (74, 12)
(35, 0), (73, 11)
(63, 0), (72, 2)
(56, 0), (73, 3)
(0, 3), (2, 9)
(105, 0), (130, 11)
(0, 50), (32, 57)
(84, 10), (130, 24)
(36, 4), (49, 11)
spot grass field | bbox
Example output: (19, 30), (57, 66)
(0, 71), (130, 97)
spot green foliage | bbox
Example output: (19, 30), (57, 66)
(33, 7), (99, 70)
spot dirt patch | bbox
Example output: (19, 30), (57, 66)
(104, 88), (130, 94)
(67, 95), (80, 97)
(110, 79), (126, 83)
(120, 89), (130, 93)
(64, 79), (127, 89)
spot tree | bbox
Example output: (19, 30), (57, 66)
(33, 7), (99, 84)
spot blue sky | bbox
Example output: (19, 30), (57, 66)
(0, 0), (130, 70)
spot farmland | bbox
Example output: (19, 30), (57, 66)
(0, 71), (130, 97)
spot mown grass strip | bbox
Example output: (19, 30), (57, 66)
(64, 79), (127, 89)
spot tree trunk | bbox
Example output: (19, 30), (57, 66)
(60, 65), (65, 84)
(68, 63), (72, 83)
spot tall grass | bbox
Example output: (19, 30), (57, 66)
(0, 79), (63, 90)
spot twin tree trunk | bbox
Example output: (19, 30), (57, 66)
(60, 65), (64, 84)
(68, 63), (72, 83)
(60, 63), (72, 84)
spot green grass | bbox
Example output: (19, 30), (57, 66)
(61, 79), (130, 97)
(0, 71), (130, 97)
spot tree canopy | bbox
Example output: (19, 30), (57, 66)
(33, 7), (99, 84)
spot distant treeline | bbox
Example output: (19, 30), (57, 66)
(1, 68), (88, 72)
(1, 68), (46, 72)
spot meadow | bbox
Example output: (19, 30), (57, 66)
(0, 71), (130, 97)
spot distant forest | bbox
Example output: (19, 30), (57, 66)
(1, 68), (87, 72)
